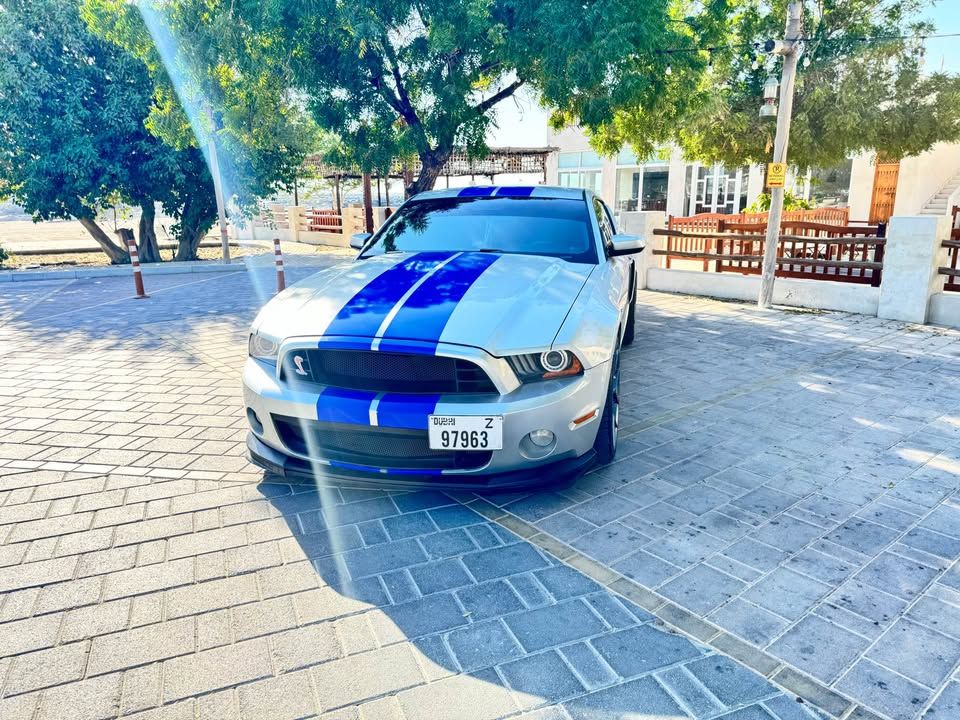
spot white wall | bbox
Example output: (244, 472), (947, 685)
(894, 143), (960, 216)
(546, 125), (594, 154)
(848, 152), (875, 222)
(929, 293), (960, 329)
(646, 269), (881, 315)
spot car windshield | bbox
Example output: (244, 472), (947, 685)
(360, 195), (597, 264)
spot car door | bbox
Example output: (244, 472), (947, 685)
(592, 197), (633, 328)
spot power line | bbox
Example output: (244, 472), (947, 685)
(653, 31), (960, 57)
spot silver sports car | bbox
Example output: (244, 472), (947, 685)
(243, 185), (643, 489)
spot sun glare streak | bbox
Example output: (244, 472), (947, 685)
(135, 1), (272, 306)
(138, 3), (355, 592)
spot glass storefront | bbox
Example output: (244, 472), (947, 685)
(685, 164), (748, 215)
(613, 165), (670, 213)
(558, 152), (603, 194)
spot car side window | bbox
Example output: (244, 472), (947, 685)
(593, 197), (614, 253)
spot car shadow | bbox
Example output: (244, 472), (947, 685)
(255, 473), (786, 718)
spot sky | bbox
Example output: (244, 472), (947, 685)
(487, 0), (960, 148)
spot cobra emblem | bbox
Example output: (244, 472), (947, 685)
(293, 355), (308, 376)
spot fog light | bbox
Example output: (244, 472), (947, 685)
(529, 429), (555, 447)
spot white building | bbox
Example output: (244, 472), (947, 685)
(545, 125), (960, 224)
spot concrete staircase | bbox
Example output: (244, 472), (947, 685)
(920, 171), (960, 215)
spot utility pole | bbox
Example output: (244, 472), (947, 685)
(757, 0), (803, 308)
(205, 105), (231, 264)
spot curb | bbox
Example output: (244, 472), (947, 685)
(0, 259), (246, 283)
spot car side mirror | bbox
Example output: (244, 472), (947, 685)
(609, 233), (645, 256)
(350, 232), (372, 250)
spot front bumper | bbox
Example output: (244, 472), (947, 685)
(242, 352), (611, 489)
(246, 432), (597, 490)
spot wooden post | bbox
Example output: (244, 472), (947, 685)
(118, 228), (148, 299)
(871, 222), (886, 288)
(333, 175), (342, 214)
(273, 237), (286, 293)
(362, 172), (374, 233)
(384, 178), (390, 207)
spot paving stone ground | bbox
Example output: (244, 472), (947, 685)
(0, 254), (957, 720)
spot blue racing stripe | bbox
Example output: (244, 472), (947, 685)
(376, 393), (440, 430)
(317, 337), (377, 351)
(379, 252), (500, 345)
(316, 387), (376, 425)
(322, 252), (452, 338)
(495, 186), (535, 197)
(374, 339), (440, 356)
(457, 186), (495, 197)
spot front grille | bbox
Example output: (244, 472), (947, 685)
(272, 415), (491, 470)
(280, 348), (497, 394)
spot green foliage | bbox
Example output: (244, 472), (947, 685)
(83, 0), (325, 209)
(0, 245), (9, 266)
(0, 0), (217, 260)
(83, 0), (722, 194)
(748, 190), (811, 212)
(587, 0), (960, 170)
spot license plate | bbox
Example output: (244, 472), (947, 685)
(428, 415), (503, 451)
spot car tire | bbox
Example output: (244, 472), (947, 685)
(622, 281), (636, 347)
(593, 346), (620, 465)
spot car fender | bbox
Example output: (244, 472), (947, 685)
(552, 259), (629, 369)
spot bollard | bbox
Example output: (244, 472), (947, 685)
(118, 228), (148, 299)
(274, 237), (286, 293)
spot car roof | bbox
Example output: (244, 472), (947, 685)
(410, 185), (586, 202)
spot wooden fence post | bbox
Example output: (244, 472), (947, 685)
(871, 222), (886, 287)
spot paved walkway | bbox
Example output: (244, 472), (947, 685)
(0, 258), (957, 720)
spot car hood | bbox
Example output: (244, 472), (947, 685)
(255, 251), (594, 356)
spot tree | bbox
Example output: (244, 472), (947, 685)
(83, 0), (322, 212)
(584, 0), (960, 170)
(85, 0), (728, 197)
(0, 0), (217, 262)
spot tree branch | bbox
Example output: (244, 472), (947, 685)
(473, 78), (525, 115)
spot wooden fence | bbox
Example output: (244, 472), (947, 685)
(943, 205), (960, 293)
(303, 208), (342, 233)
(654, 218), (886, 286)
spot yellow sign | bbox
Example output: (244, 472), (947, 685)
(767, 162), (787, 188)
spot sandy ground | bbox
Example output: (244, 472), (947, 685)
(0, 214), (187, 253)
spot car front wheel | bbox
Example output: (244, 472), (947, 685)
(593, 347), (620, 465)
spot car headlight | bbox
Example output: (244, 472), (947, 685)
(507, 349), (583, 383)
(248, 333), (279, 363)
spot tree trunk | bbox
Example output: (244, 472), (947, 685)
(173, 195), (210, 261)
(137, 202), (161, 263)
(78, 217), (128, 264)
(407, 149), (450, 197)
(362, 172), (374, 233)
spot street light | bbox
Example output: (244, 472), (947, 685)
(759, 75), (779, 118)
(757, 0), (803, 309)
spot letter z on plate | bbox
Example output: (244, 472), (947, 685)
(428, 415), (503, 450)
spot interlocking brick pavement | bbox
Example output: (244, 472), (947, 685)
(0, 255), (954, 719)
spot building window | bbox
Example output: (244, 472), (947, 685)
(614, 169), (640, 212)
(558, 170), (601, 194)
(641, 169), (669, 211)
(688, 164), (747, 215)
